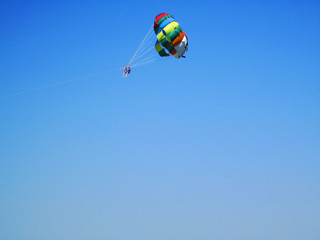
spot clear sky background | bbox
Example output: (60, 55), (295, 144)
(1, 1), (320, 240)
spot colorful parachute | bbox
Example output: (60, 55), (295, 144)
(154, 13), (188, 58)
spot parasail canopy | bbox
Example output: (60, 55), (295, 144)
(154, 13), (188, 58)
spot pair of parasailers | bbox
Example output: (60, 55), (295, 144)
(121, 66), (131, 78)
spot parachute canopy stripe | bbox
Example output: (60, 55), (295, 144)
(155, 13), (171, 24)
(155, 40), (170, 57)
(172, 31), (186, 46)
(160, 27), (182, 47)
(154, 13), (173, 33)
(170, 49), (177, 55)
(165, 44), (175, 53)
(156, 21), (179, 41)
(159, 49), (169, 56)
(155, 41), (163, 52)
(155, 18), (175, 34)
(156, 15), (173, 26)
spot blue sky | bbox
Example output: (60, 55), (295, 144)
(1, 1), (320, 239)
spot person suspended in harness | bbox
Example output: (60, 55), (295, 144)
(121, 66), (131, 78)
